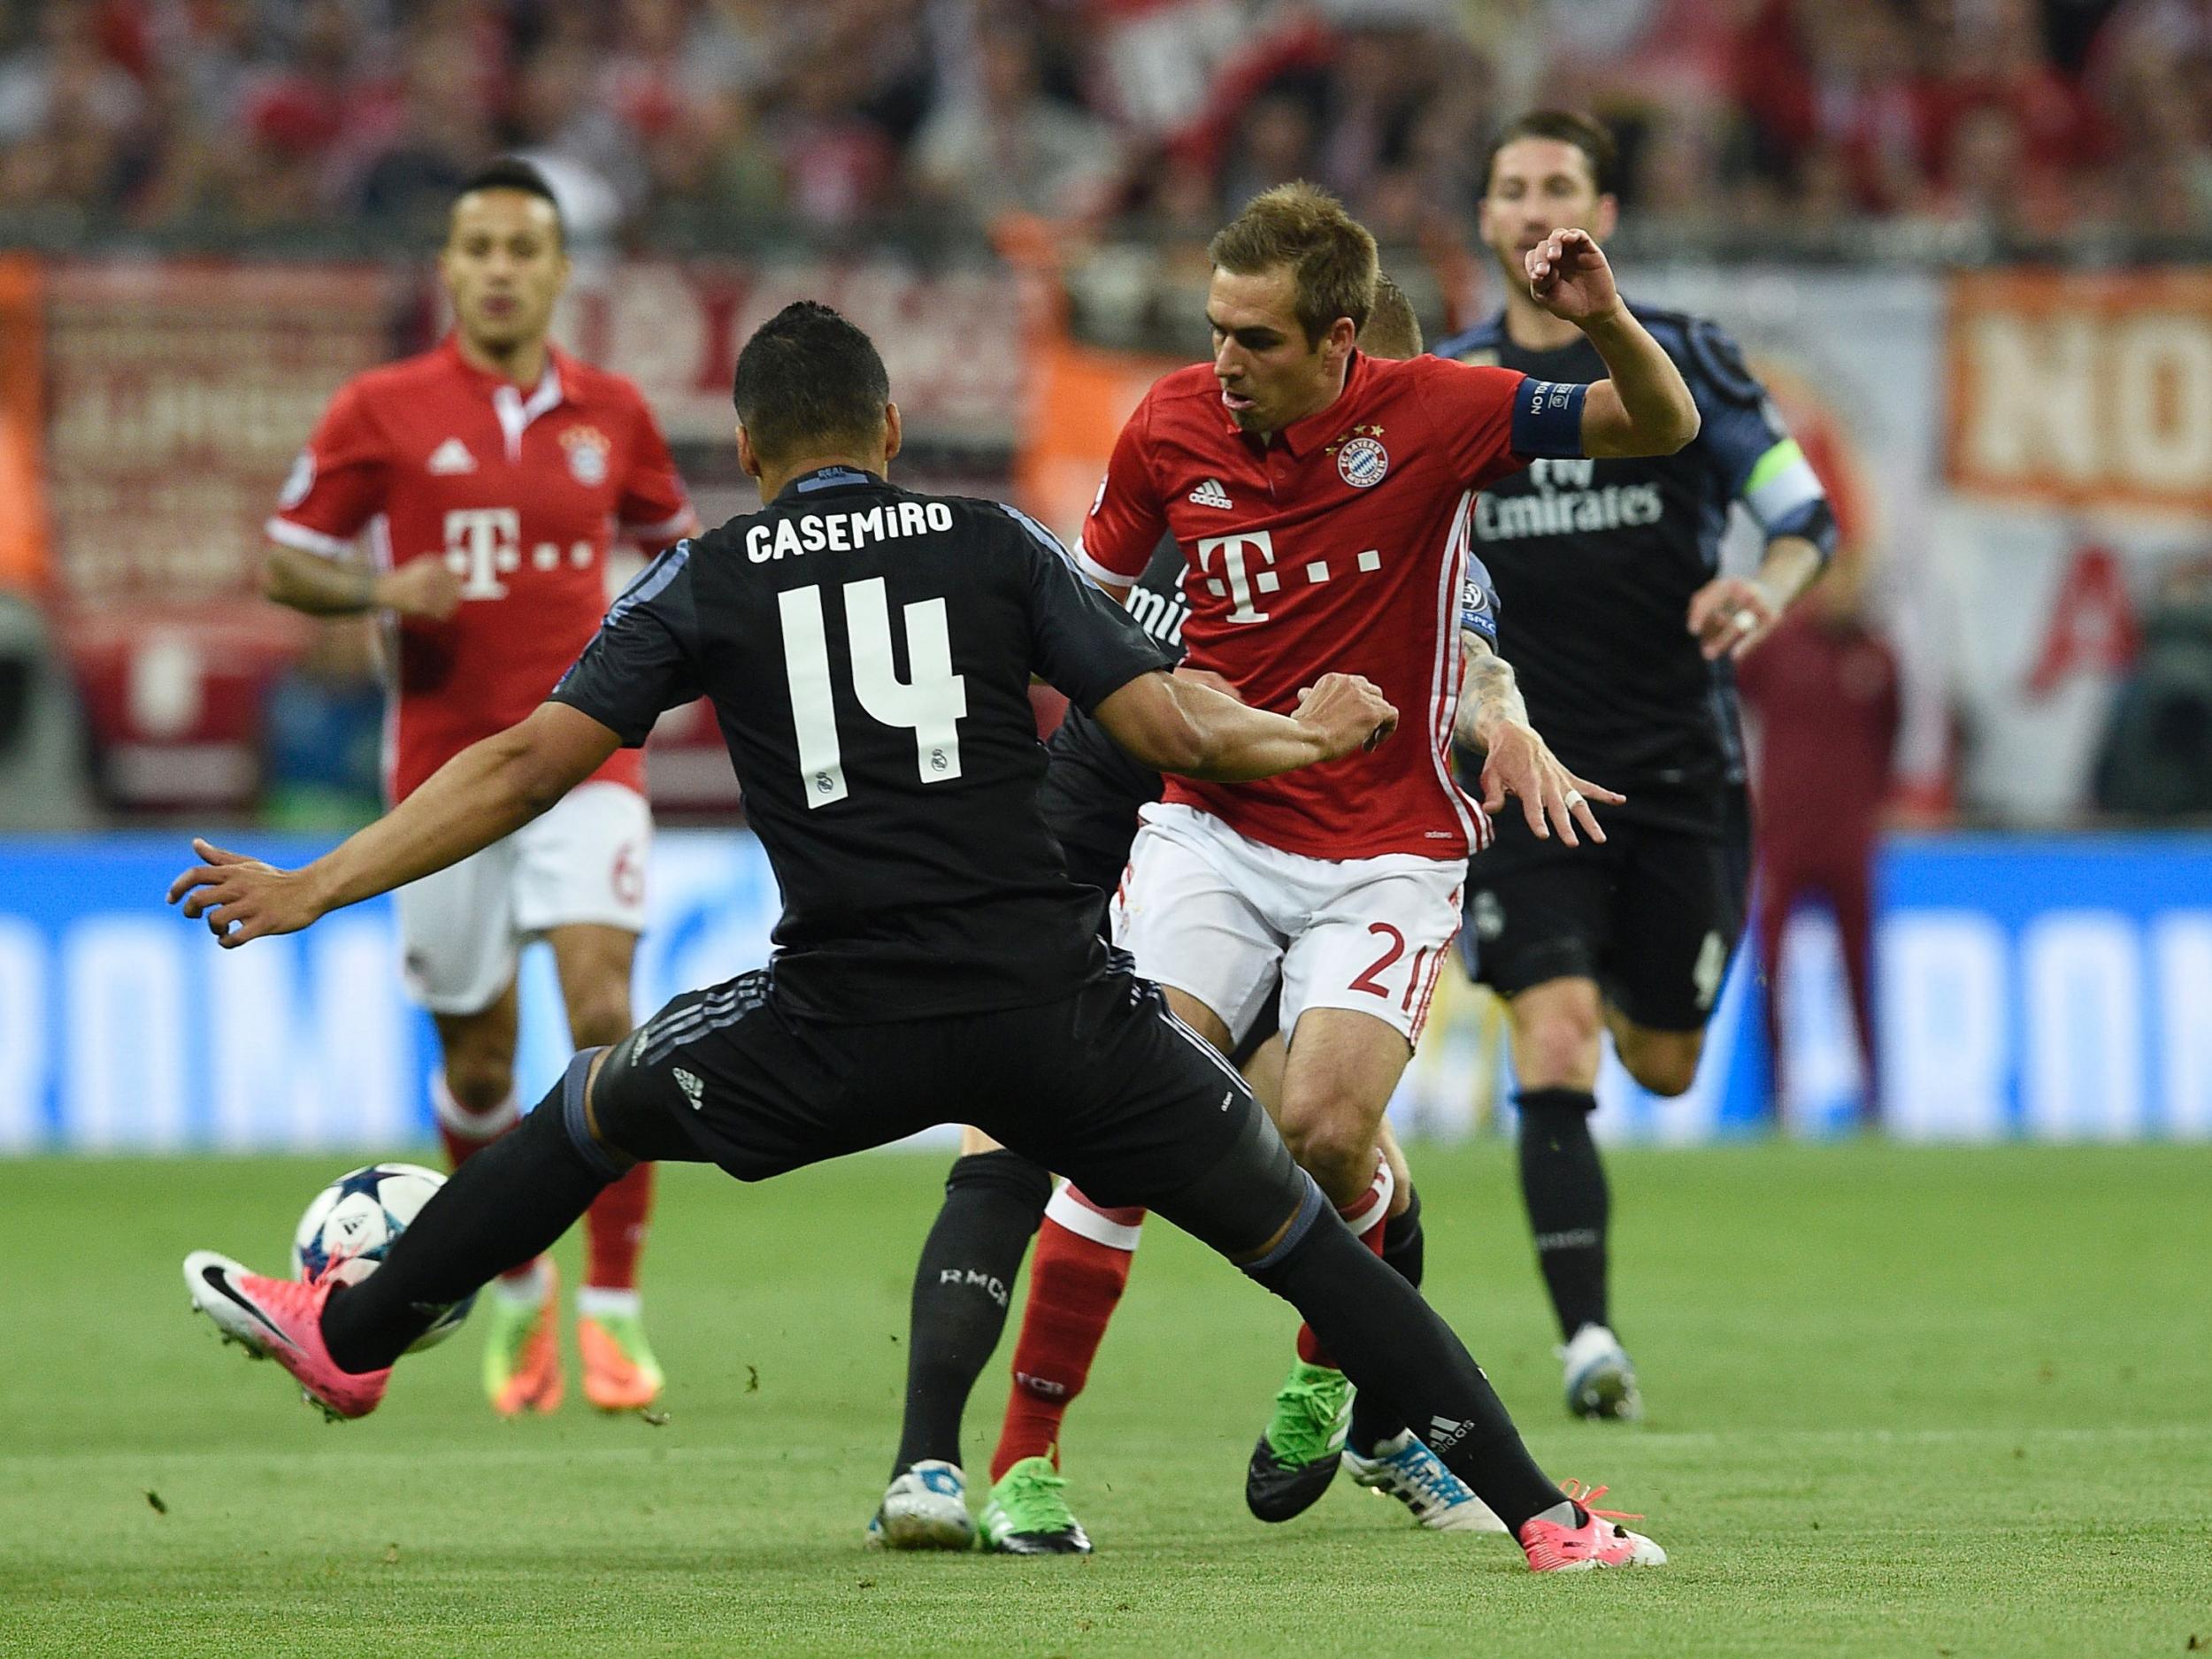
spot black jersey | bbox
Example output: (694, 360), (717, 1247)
(1046, 534), (1189, 802)
(1434, 306), (1834, 833)
(549, 465), (1172, 1022)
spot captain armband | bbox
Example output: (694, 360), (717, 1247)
(1740, 439), (1839, 562)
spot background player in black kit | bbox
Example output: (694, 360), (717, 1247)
(172, 300), (1669, 1577)
(1437, 111), (1837, 1421)
(873, 283), (1471, 1553)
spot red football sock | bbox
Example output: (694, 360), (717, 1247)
(431, 1072), (538, 1286)
(584, 1160), (654, 1293)
(989, 1185), (1143, 1482)
(1296, 1150), (1394, 1369)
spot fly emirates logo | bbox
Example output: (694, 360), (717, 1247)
(1473, 457), (1663, 542)
(442, 509), (594, 599)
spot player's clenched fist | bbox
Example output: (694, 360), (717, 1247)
(1525, 227), (1619, 325)
(1293, 672), (1398, 758)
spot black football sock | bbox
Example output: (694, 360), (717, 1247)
(322, 1084), (611, 1373)
(1516, 1087), (1611, 1341)
(1347, 1185), (1425, 1456)
(1241, 1192), (1563, 1533)
(891, 1149), (1052, 1479)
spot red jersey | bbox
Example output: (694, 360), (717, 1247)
(1075, 351), (1578, 859)
(268, 335), (697, 802)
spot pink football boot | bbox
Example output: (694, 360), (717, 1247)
(184, 1251), (390, 1422)
(1517, 1480), (1670, 1571)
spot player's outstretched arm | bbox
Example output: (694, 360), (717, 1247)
(1522, 230), (1698, 458)
(1093, 669), (1396, 782)
(1453, 631), (1622, 846)
(169, 703), (619, 946)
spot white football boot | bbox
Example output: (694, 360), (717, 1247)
(865, 1460), (976, 1551)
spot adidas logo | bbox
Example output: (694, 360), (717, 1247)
(1188, 477), (1233, 510)
(1428, 1414), (1472, 1452)
(427, 437), (477, 476)
(672, 1067), (705, 1110)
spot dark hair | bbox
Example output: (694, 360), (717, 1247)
(732, 302), (891, 463)
(1358, 273), (1423, 359)
(1208, 181), (1377, 347)
(1482, 110), (1619, 197)
(453, 157), (565, 240)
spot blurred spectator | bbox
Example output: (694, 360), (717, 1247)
(258, 618), (383, 831)
(351, 25), (497, 227)
(0, 0), (2192, 250)
(912, 16), (1120, 224)
(0, 0), (145, 214)
(1737, 553), (1901, 1125)
(2092, 561), (2212, 819)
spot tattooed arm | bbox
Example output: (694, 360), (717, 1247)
(1454, 631), (1622, 846)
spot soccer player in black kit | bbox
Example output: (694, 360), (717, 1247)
(172, 301), (1669, 1575)
(1437, 111), (1837, 1420)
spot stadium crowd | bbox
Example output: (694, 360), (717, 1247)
(0, 0), (2206, 249)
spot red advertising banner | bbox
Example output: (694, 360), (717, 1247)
(44, 261), (399, 611)
(553, 260), (1026, 448)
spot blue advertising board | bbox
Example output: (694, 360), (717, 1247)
(2, 832), (2206, 1150)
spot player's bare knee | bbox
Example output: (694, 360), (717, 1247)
(1620, 1031), (1703, 1097)
(1516, 1009), (1601, 1089)
(565, 987), (634, 1051)
(1277, 1114), (1371, 1208)
(444, 1057), (513, 1116)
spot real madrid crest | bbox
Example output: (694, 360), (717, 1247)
(1334, 427), (1388, 488)
(561, 424), (611, 487)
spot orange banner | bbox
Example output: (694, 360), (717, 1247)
(1947, 268), (2212, 511)
(1013, 335), (1186, 541)
(0, 257), (46, 592)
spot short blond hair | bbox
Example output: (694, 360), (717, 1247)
(1358, 273), (1423, 360)
(1209, 181), (1378, 347)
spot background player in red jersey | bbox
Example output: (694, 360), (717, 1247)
(974, 182), (1699, 1551)
(261, 159), (698, 1418)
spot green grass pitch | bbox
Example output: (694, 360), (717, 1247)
(2, 1141), (2207, 1658)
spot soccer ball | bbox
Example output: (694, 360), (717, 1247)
(292, 1163), (473, 1352)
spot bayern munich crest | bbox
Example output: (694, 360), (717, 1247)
(562, 425), (611, 486)
(1336, 434), (1388, 488)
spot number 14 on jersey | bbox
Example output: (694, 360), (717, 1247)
(780, 578), (969, 809)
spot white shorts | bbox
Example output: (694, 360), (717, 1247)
(1110, 802), (1463, 1049)
(396, 780), (650, 1015)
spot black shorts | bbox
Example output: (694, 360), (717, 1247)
(1037, 707), (1161, 899)
(1458, 793), (1750, 1033)
(585, 963), (1305, 1254)
(1037, 710), (1282, 1064)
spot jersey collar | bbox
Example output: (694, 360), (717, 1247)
(440, 334), (568, 463)
(1251, 349), (1368, 458)
(777, 465), (883, 499)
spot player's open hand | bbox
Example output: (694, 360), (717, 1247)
(167, 838), (326, 947)
(1293, 672), (1398, 760)
(1478, 719), (1624, 846)
(1688, 575), (1779, 661)
(380, 557), (463, 622)
(1525, 229), (1620, 326)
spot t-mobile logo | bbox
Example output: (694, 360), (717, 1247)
(442, 507), (522, 599)
(1196, 531), (1279, 624)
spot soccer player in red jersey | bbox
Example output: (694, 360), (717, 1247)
(977, 182), (1699, 1551)
(261, 158), (698, 1417)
